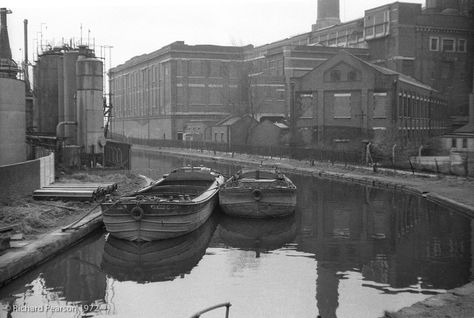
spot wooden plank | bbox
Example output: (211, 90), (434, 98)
(0, 225), (16, 233)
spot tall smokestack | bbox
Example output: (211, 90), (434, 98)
(0, 8), (12, 59)
(23, 19), (31, 90)
(24, 19), (28, 67)
(313, 0), (341, 31)
(0, 8), (18, 78)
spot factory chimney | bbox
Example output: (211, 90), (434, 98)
(0, 8), (18, 78)
(313, 0), (341, 31)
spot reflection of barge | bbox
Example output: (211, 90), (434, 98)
(219, 169), (297, 218)
(218, 214), (296, 254)
(101, 167), (224, 241)
(101, 216), (217, 283)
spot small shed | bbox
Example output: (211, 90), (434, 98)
(211, 114), (258, 145)
(441, 123), (474, 153)
(250, 119), (289, 146)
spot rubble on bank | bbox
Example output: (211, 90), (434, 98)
(0, 170), (146, 240)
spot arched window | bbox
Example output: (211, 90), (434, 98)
(330, 70), (341, 81)
(348, 71), (357, 81)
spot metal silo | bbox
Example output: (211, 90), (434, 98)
(0, 78), (26, 165)
(0, 8), (26, 165)
(76, 56), (104, 154)
(57, 52), (64, 136)
(35, 50), (62, 134)
(63, 50), (79, 144)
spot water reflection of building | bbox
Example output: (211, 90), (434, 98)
(217, 215), (296, 258)
(293, 175), (472, 316)
(40, 232), (106, 305)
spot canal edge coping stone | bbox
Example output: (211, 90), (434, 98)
(0, 211), (103, 287)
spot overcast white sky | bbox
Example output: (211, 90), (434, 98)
(3, 0), (424, 68)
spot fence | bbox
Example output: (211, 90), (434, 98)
(108, 134), (474, 176)
(409, 152), (474, 177)
(108, 134), (364, 167)
(104, 140), (131, 169)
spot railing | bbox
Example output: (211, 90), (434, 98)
(108, 133), (364, 167)
(108, 133), (474, 176)
(189, 302), (231, 318)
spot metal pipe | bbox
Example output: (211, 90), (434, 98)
(190, 302), (232, 318)
(23, 19), (28, 79)
(56, 121), (77, 139)
(23, 19), (28, 64)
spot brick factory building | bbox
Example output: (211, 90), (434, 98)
(294, 50), (448, 146)
(109, 0), (473, 148)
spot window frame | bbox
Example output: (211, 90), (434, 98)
(441, 38), (456, 52)
(429, 37), (439, 51)
(451, 138), (457, 148)
(333, 93), (352, 119)
(458, 39), (467, 53)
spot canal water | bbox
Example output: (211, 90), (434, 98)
(0, 150), (473, 318)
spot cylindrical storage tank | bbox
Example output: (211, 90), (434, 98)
(63, 50), (79, 144)
(35, 53), (62, 134)
(76, 57), (104, 154)
(442, 0), (460, 9)
(0, 78), (26, 165)
(425, 0), (441, 12)
(57, 54), (64, 136)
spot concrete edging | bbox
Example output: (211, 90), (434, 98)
(0, 212), (103, 287)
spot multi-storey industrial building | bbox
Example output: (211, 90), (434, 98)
(109, 42), (250, 141)
(109, 0), (473, 147)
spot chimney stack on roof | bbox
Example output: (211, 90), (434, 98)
(0, 8), (18, 78)
(313, 0), (341, 31)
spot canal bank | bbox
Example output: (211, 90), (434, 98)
(133, 144), (474, 318)
(0, 210), (103, 287)
(133, 145), (474, 218)
(0, 171), (146, 287)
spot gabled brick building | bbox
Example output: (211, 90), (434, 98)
(295, 50), (447, 145)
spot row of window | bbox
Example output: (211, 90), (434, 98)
(176, 86), (239, 106)
(398, 92), (446, 120)
(333, 92), (387, 119)
(176, 60), (240, 78)
(430, 37), (467, 53)
(328, 70), (358, 82)
(451, 138), (468, 149)
(364, 10), (390, 40)
(313, 31), (365, 47)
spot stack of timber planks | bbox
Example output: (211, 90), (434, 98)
(33, 182), (117, 201)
